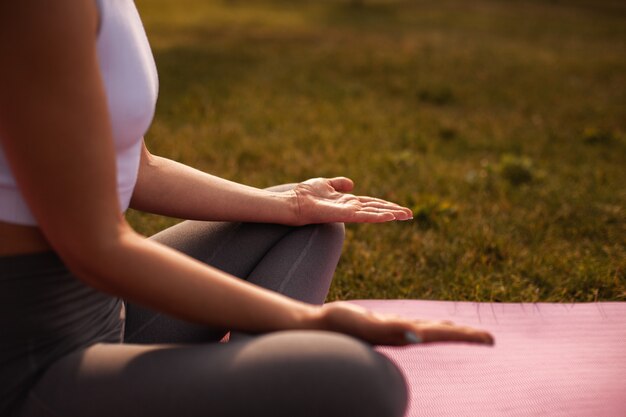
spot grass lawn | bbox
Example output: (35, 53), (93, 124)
(129, 0), (625, 302)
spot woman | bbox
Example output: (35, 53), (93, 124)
(0, 1), (494, 416)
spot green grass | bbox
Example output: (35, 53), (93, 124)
(128, 0), (626, 302)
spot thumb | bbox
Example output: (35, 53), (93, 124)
(328, 177), (354, 192)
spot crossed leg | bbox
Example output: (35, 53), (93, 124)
(18, 186), (408, 417)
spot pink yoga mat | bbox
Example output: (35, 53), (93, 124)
(348, 300), (626, 417)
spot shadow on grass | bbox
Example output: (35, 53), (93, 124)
(319, 1), (402, 28)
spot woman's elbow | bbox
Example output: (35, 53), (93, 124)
(48, 219), (136, 291)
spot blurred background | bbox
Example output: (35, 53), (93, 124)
(129, 0), (625, 302)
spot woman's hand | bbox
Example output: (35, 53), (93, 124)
(290, 177), (413, 225)
(316, 302), (495, 347)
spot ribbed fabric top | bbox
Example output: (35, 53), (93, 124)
(0, 0), (158, 225)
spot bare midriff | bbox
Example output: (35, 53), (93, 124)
(0, 221), (52, 256)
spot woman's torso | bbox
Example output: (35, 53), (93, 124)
(0, 0), (158, 256)
(1, 1), (158, 413)
(0, 222), (49, 256)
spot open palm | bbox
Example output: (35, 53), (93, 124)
(291, 177), (413, 225)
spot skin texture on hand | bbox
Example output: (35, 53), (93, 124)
(317, 302), (495, 347)
(291, 177), (414, 225)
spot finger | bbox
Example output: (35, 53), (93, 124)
(357, 197), (413, 217)
(360, 200), (406, 210)
(360, 201), (414, 220)
(357, 196), (402, 204)
(358, 207), (400, 218)
(357, 205), (412, 221)
(328, 177), (354, 193)
(350, 210), (396, 223)
(419, 325), (495, 345)
(357, 196), (411, 209)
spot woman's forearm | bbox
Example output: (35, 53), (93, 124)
(130, 145), (298, 224)
(72, 225), (320, 333)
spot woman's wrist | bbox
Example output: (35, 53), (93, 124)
(271, 189), (300, 226)
(294, 304), (326, 331)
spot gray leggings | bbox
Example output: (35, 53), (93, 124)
(15, 208), (407, 416)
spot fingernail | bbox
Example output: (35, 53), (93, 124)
(404, 331), (422, 344)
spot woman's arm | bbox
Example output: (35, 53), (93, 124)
(131, 144), (297, 224)
(0, 0), (316, 332)
(0, 0), (492, 346)
(131, 143), (414, 225)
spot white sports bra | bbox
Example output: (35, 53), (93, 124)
(0, 0), (158, 225)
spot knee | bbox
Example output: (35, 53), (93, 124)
(326, 334), (408, 417)
(314, 222), (345, 253)
(259, 331), (408, 417)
